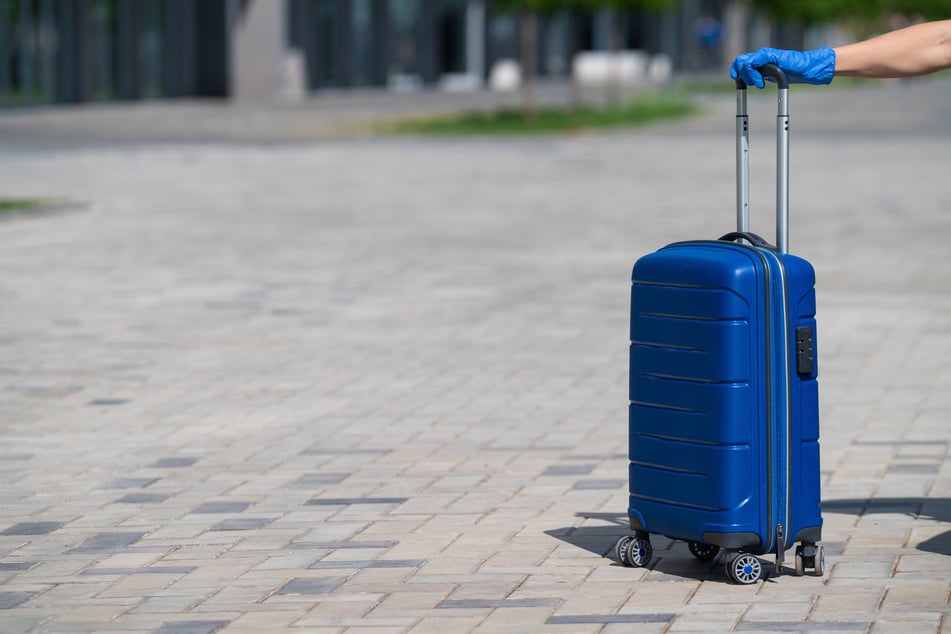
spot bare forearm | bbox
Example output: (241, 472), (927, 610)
(834, 20), (951, 78)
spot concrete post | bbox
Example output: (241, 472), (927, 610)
(231, 0), (302, 102)
(466, 0), (485, 84)
(723, 1), (749, 67)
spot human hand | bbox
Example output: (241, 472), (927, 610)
(730, 47), (836, 88)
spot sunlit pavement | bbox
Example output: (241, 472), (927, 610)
(0, 79), (949, 633)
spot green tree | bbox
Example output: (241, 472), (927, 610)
(741, 0), (949, 48)
(569, 0), (677, 105)
(887, 0), (951, 19)
(493, 1), (570, 118)
(744, 0), (951, 27)
(497, 0), (676, 116)
(743, 0), (877, 24)
(568, 0), (677, 52)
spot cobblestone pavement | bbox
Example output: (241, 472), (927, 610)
(1, 80), (949, 633)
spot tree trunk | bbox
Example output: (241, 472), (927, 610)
(606, 10), (622, 107)
(723, 1), (750, 69)
(520, 10), (537, 120)
(568, 9), (582, 110)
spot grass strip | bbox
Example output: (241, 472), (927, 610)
(381, 95), (698, 136)
(0, 198), (47, 213)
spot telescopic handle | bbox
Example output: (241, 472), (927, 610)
(734, 64), (789, 90)
(735, 64), (790, 254)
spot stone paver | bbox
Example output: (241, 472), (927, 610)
(1, 80), (950, 632)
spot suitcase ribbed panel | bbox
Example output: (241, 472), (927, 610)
(630, 244), (768, 549)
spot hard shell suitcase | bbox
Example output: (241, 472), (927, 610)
(615, 66), (823, 583)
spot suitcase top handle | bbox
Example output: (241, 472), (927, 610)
(735, 64), (790, 254)
(719, 231), (776, 251)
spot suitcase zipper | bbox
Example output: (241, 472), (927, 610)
(761, 247), (793, 559)
(774, 249), (792, 565)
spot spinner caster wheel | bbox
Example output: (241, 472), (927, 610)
(795, 544), (825, 577)
(614, 536), (633, 567)
(726, 553), (763, 585)
(814, 545), (825, 577)
(625, 538), (653, 568)
(688, 541), (720, 561)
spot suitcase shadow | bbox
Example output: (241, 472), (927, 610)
(822, 497), (951, 556)
(547, 499), (950, 582)
(545, 512), (628, 559)
(545, 512), (728, 582)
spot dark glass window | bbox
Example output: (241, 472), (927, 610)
(140, 0), (163, 98)
(388, 0), (419, 84)
(314, 0), (337, 87)
(87, 0), (116, 101)
(438, 0), (465, 74)
(2, 0), (59, 105)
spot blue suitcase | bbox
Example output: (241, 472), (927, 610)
(615, 66), (823, 583)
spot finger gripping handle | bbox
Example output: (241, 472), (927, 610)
(735, 63), (789, 89)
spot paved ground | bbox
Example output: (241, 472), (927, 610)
(0, 79), (949, 633)
(0, 82), (591, 146)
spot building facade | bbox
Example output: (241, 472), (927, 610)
(0, 0), (735, 107)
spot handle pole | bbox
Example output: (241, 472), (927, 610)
(736, 85), (750, 234)
(776, 86), (789, 254)
(734, 64), (790, 254)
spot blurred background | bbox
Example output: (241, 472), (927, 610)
(2, 0), (949, 109)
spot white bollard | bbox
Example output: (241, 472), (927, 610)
(489, 59), (521, 92)
(572, 50), (649, 88)
(647, 54), (673, 85)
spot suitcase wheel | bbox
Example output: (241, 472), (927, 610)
(794, 544), (825, 577)
(614, 536), (633, 566)
(726, 553), (763, 584)
(815, 546), (825, 576)
(625, 538), (653, 568)
(687, 541), (720, 561)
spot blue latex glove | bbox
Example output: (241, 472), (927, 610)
(730, 47), (836, 88)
